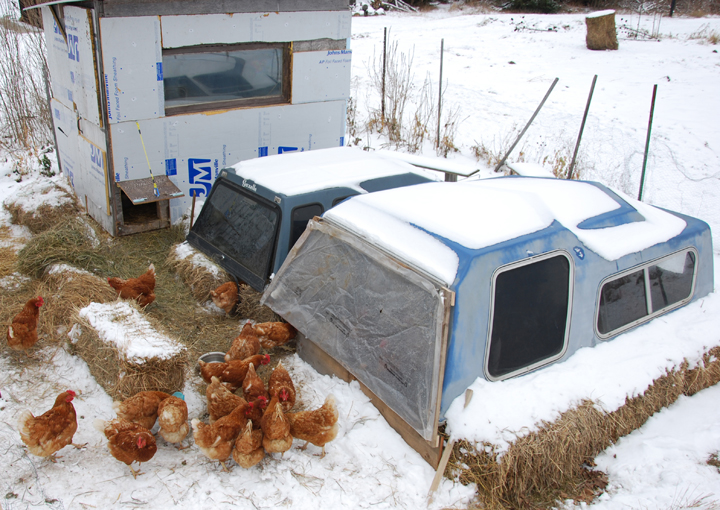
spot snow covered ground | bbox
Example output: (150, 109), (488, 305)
(1, 6), (720, 510)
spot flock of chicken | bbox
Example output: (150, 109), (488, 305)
(7, 267), (339, 478)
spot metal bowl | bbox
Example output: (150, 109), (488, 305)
(198, 351), (225, 364)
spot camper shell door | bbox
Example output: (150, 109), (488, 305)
(262, 217), (452, 463)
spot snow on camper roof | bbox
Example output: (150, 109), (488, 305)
(324, 177), (687, 286)
(230, 147), (435, 196)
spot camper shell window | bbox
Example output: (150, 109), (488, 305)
(486, 252), (573, 381)
(163, 43), (290, 115)
(188, 179), (280, 289)
(596, 249), (697, 338)
(290, 203), (323, 249)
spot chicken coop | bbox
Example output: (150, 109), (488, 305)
(261, 176), (715, 466)
(26, 0), (352, 236)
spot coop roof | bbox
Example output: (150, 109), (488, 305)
(324, 177), (687, 286)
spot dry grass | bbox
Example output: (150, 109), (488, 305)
(4, 200), (79, 235)
(0, 245), (17, 278)
(448, 346), (720, 509)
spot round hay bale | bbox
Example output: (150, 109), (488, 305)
(585, 10), (618, 51)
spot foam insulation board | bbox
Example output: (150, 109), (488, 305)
(65, 7), (102, 127)
(109, 100), (346, 223)
(51, 98), (79, 190)
(292, 50), (351, 105)
(77, 135), (111, 216)
(100, 16), (163, 123)
(42, 7), (74, 110)
(160, 11), (351, 48)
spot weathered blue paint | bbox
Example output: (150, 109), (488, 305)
(434, 182), (713, 419)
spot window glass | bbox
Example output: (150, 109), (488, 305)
(290, 204), (323, 248)
(597, 269), (647, 335)
(163, 45), (284, 110)
(649, 251), (695, 312)
(191, 182), (279, 280)
(487, 254), (570, 379)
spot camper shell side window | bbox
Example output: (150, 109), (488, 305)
(162, 42), (291, 115)
(485, 251), (574, 382)
(290, 203), (324, 249)
(596, 248), (698, 338)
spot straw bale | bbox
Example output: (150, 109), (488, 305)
(166, 244), (229, 302)
(3, 180), (80, 234)
(166, 242), (280, 323)
(448, 345), (720, 509)
(70, 303), (187, 400)
(585, 10), (618, 51)
(34, 264), (117, 341)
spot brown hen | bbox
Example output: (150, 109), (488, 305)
(94, 418), (157, 478)
(210, 281), (239, 314)
(242, 363), (269, 403)
(199, 354), (271, 391)
(287, 394), (339, 458)
(261, 395), (293, 456)
(232, 420), (264, 469)
(224, 322), (261, 362)
(17, 390), (83, 461)
(107, 263), (156, 307)
(253, 322), (297, 349)
(7, 296), (44, 354)
(157, 393), (189, 447)
(268, 361), (296, 413)
(112, 390), (171, 430)
(192, 400), (251, 471)
(206, 376), (247, 424)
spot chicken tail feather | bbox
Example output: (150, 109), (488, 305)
(17, 410), (34, 436)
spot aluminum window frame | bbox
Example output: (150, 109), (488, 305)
(595, 247), (699, 340)
(162, 42), (291, 116)
(484, 250), (575, 382)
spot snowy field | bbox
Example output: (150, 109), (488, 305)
(1, 6), (720, 510)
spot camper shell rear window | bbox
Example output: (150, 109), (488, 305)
(187, 179), (280, 289)
(596, 248), (697, 338)
(486, 251), (573, 381)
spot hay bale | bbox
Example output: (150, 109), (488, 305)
(71, 301), (187, 400)
(3, 178), (80, 234)
(586, 10), (618, 51)
(447, 346), (720, 508)
(166, 241), (281, 323)
(166, 241), (229, 302)
(34, 264), (117, 341)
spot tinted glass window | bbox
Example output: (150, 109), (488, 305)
(192, 182), (279, 279)
(597, 270), (647, 335)
(649, 251), (695, 312)
(290, 204), (323, 248)
(488, 255), (570, 379)
(163, 45), (285, 111)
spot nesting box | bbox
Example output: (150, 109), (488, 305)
(28, 0), (352, 236)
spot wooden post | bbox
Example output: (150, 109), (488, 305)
(190, 190), (197, 229)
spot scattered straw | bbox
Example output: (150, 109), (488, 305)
(16, 217), (110, 278)
(3, 181), (79, 234)
(0, 246), (17, 278)
(448, 345), (720, 509)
